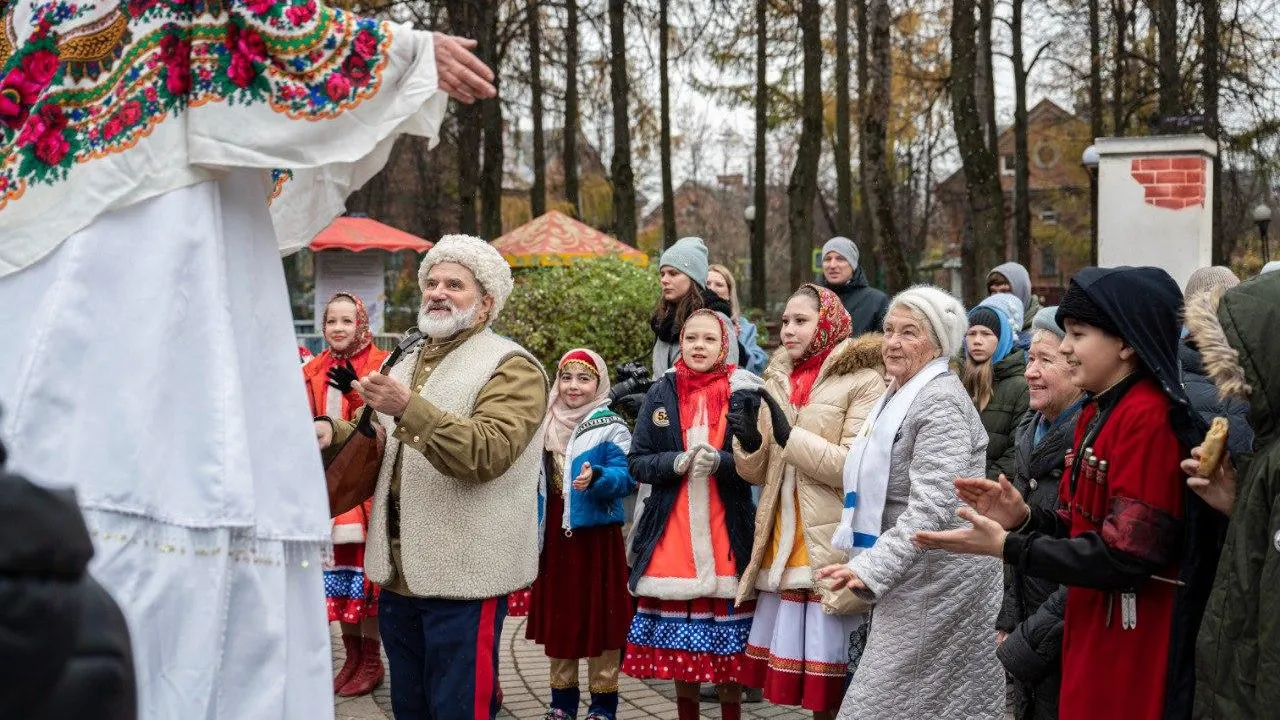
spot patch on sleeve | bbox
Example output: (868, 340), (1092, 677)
(652, 407), (670, 427)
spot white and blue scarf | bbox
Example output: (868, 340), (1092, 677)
(832, 357), (950, 554)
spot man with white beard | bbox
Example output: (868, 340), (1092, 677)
(316, 234), (548, 720)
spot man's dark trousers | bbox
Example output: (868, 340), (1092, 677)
(379, 590), (508, 720)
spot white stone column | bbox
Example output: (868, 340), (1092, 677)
(1096, 134), (1217, 289)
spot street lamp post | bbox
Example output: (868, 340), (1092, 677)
(1082, 145), (1100, 267)
(1253, 203), (1272, 264)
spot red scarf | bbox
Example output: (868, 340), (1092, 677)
(674, 309), (734, 449)
(789, 284), (852, 406)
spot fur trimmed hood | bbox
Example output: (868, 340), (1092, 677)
(1185, 273), (1280, 440)
(764, 333), (885, 384)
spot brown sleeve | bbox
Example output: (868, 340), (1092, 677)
(391, 356), (548, 482)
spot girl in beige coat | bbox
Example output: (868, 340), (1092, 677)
(726, 284), (886, 718)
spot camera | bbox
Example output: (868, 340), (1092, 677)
(608, 361), (653, 419)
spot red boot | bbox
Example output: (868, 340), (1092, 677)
(338, 637), (385, 697)
(333, 634), (361, 693)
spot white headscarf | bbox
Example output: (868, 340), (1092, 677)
(540, 349), (612, 455)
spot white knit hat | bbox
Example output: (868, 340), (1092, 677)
(659, 236), (710, 288)
(888, 285), (968, 358)
(417, 234), (515, 321)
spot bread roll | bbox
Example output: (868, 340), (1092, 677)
(1198, 417), (1230, 478)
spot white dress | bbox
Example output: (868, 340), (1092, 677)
(0, 0), (447, 717)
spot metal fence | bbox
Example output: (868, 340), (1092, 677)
(296, 334), (404, 356)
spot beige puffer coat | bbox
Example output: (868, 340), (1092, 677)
(733, 334), (886, 614)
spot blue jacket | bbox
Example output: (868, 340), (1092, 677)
(737, 317), (770, 375)
(626, 373), (757, 593)
(538, 407), (635, 542)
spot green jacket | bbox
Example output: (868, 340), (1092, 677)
(1193, 274), (1280, 718)
(981, 350), (1029, 481)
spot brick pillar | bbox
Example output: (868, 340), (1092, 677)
(1096, 134), (1217, 289)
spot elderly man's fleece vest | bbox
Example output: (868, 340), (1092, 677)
(364, 329), (546, 599)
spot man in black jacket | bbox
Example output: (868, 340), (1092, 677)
(0, 420), (136, 720)
(820, 237), (890, 337)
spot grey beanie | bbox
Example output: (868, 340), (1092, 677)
(659, 236), (710, 288)
(822, 236), (860, 268)
(1261, 260), (1280, 275)
(1031, 305), (1066, 340)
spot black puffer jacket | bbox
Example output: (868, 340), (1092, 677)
(980, 350), (1030, 480)
(824, 266), (890, 337)
(0, 437), (136, 720)
(1178, 341), (1253, 458)
(998, 587), (1066, 720)
(996, 404), (1081, 720)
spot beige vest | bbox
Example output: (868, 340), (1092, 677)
(364, 330), (546, 599)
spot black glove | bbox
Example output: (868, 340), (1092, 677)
(728, 391), (764, 452)
(760, 392), (792, 447)
(327, 361), (358, 394)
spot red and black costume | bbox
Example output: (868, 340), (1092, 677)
(1001, 267), (1224, 720)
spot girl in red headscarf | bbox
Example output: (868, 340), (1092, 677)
(302, 292), (389, 697)
(728, 284), (886, 717)
(624, 310), (764, 720)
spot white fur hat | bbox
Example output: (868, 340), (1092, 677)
(888, 285), (968, 358)
(417, 234), (515, 320)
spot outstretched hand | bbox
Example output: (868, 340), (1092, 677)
(815, 564), (867, 592)
(913, 507), (1008, 558)
(955, 474), (1028, 530)
(572, 462), (594, 491)
(327, 361), (358, 394)
(433, 33), (496, 103)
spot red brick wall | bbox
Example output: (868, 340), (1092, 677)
(1130, 157), (1206, 210)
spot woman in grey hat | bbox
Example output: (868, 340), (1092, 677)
(650, 237), (745, 376)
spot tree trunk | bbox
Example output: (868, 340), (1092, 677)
(854, 0), (878, 283)
(1155, 0), (1179, 123)
(1011, 0), (1031, 266)
(529, 0), (546, 218)
(451, 1), (481, 234)
(834, 0), (853, 238)
(750, 0), (767, 308)
(976, 0), (998, 153)
(564, 0), (580, 214)
(659, 0), (676, 247)
(788, 0), (823, 291)
(951, 0), (1005, 302)
(1088, 0), (1102, 265)
(1111, 0), (1126, 137)
(608, 0), (636, 245)
(479, 0), (502, 239)
(865, 0), (909, 291)
(1205, 0), (1223, 263)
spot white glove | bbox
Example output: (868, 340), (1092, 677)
(689, 444), (721, 477)
(674, 451), (694, 474)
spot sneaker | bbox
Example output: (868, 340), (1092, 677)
(542, 711), (574, 720)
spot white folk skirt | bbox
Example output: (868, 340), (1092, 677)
(0, 171), (333, 720)
(742, 589), (862, 712)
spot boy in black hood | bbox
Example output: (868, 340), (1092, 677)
(917, 266), (1222, 720)
(820, 236), (890, 336)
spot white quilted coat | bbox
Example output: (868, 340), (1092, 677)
(837, 371), (1004, 719)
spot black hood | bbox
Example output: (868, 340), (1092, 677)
(1062, 266), (1204, 448)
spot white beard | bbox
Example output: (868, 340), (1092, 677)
(417, 301), (480, 340)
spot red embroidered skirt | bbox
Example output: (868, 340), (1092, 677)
(324, 541), (379, 623)
(525, 490), (633, 659)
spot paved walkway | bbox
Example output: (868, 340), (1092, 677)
(331, 618), (811, 720)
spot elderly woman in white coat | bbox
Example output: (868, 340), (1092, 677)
(817, 285), (1004, 720)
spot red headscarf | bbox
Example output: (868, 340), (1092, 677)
(674, 309), (735, 450)
(788, 284), (853, 407)
(324, 292), (374, 360)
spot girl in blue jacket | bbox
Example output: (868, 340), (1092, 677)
(527, 349), (636, 720)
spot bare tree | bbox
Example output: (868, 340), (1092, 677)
(750, 0), (768, 308)
(608, 0), (637, 245)
(1205, 0), (1223, 262)
(1011, 0), (1030, 265)
(529, 0), (547, 218)
(1111, 0), (1127, 136)
(952, 0), (1006, 301)
(977, 0), (998, 153)
(479, 0), (503, 238)
(865, 0), (910, 290)
(564, 0), (581, 215)
(1155, 0), (1179, 121)
(659, 0), (676, 247)
(834, 0), (854, 238)
(449, 0), (481, 233)
(789, 0), (823, 290)
(854, 0), (876, 280)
